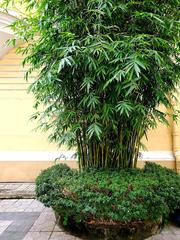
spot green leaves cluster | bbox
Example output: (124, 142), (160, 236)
(36, 162), (180, 224)
(2, 0), (180, 168)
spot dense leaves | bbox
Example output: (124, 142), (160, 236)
(36, 162), (180, 224)
(2, 0), (180, 168)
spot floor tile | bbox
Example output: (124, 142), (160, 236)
(6, 219), (36, 232)
(161, 234), (180, 240)
(0, 220), (12, 233)
(170, 225), (180, 234)
(0, 200), (18, 212)
(53, 224), (64, 232)
(50, 232), (76, 240)
(0, 212), (40, 239)
(0, 231), (26, 240)
(30, 212), (56, 232)
(0, 212), (39, 221)
(23, 231), (51, 240)
(161, 224), (175, 234)
(6, 199), (34, 212)
(24, 200), (45, 212)
(43, 207), (53, 213)
(146, 233), (179, 240)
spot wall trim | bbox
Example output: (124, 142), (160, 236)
(0, 151), (76, 161)
(0, 150), (175, 161)
(139, 151), (174, 161)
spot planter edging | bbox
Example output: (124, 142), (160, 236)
(54, 211), (163, 240)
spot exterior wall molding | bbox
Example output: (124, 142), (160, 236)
(0, 150), (175, 161)
(0, 151), (76, 161)
(139, 151), (174, 161)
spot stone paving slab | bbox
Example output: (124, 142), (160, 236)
(0, 212), (40, 240)
(0, 183), (35, 199)
(0, 231), (26, 240)
(29, 211), (57, 232)
(23, 231), (51, 240)
(49, 232), (76, 240)
(5, 200), (34, 212)
(24, 200), (45, 212)
(142, 223), (180, 240)
(0, 221), (12, 234)
(0, 200), (18, 212)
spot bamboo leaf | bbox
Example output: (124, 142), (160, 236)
(87, 123), (102, 140)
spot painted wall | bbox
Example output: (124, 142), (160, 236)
(172, 89), (180, 173)
(0, 48), (178, 182)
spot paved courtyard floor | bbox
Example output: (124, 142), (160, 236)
(0, 184), (179, 239)
(0, 199), (179, 240)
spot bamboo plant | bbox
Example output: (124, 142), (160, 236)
(2, 0), (180, 169)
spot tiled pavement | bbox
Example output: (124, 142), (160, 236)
(0, 199), (179, 240)
(0, 199), (81, 240)
(0, 183), (35, 199)
(0, 183), (179, 239)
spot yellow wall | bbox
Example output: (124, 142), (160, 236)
(172, 89), (180, 173)
(0, 48), (178, 182)
(0, 161), (78, 182)
(142, 119), (173, 151)
(0, 48), (71, 182)
(0, 50), (59, 151)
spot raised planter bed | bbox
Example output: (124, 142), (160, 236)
(55, 212), (163, 240)
(36, 163), (180, 240)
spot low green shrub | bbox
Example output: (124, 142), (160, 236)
(36, 163), (77, 207)
(36, 162), (180, 225)
(144, 162), (180, 214)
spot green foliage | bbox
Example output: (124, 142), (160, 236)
(36, 163), (76, 207)
(144, 162), (180, 213)
(2, 0), (180, 168)
(36, 163), (180, 224)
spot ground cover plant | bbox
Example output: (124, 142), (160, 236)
(36, 162), (180, 224)
(36, 162), (180, 238)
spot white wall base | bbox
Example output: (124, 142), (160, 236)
(0, 150), (175, 161)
